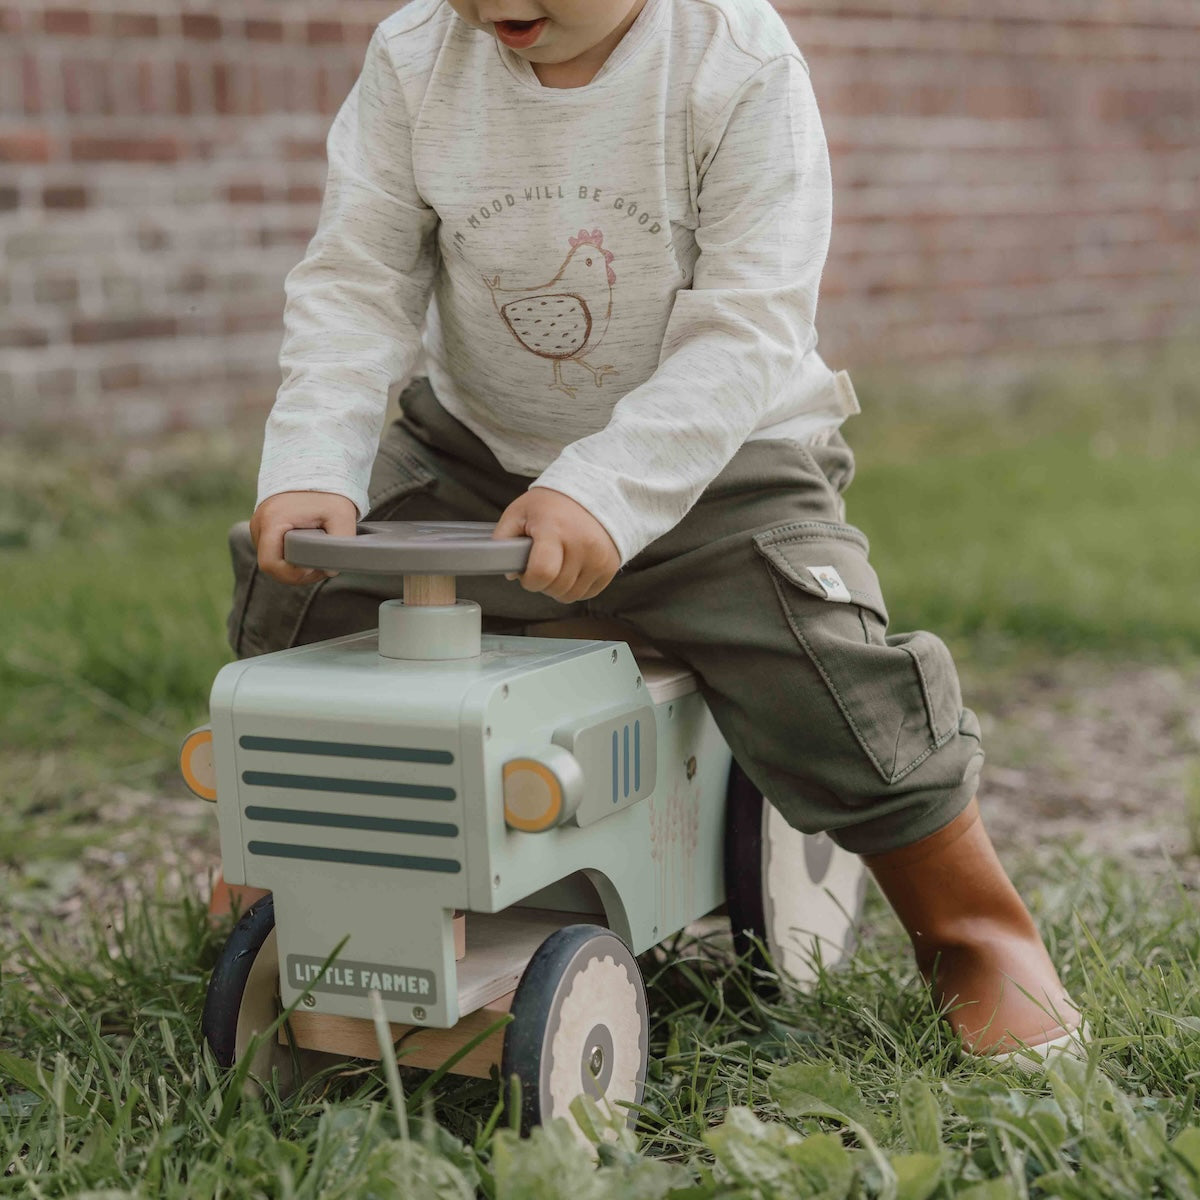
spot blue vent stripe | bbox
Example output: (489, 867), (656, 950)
(634, 720), (640, 792)
(248, 841), (461, 873)
(245, 805), (458, 839)
(611, 730), (618, 805)
(623, 725), (630, 798)
(242, 770), (455, 802)
(240, 735), (452, 764)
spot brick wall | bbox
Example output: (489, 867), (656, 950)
(2, 2), (1198, 439)
(780, 1), (1200, 365)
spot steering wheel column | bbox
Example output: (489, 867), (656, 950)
(379, 575), (482, 661)
(283, 521), (533, 662)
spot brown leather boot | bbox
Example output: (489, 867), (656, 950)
(864, 798), (1082, 1057)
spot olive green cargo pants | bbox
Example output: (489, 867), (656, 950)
(228, 379), (983, 855)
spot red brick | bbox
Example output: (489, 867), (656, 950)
(182, 13), (221, 41)
(42, 185), (88, 209)
(72, 317), (177, 344)
(113, 13), (159, 38)
(343, 21), (379, 47)
(282, 137), (326, 162)
(136, 224), (168, 251)
(286, 184), (323, 205)
(0, 132), (52, 162)
(22, 54), (42, 116)
(212, 62), (233, 114)
(229, 183), (266, 204)
(170, 269), (208, 294)
(223, 310), (281, 335)
(99, 364), (142, 390)
(0, 325), (51, 349)
(306, 20), (344, 46)
(70, 136), (179, 162)
(43, 8), (91, 35)
(245, 18), (284, 42)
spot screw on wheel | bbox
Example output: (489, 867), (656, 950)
(724, 761), (868, 987)
(500, 924), (648, 1140)
(202, 895), (342, 1097)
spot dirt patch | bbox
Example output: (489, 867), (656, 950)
(968, 657), (1200, 887)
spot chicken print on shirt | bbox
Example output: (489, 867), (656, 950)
(484, 229), (618, 398)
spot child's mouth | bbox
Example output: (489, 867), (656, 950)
(493, 17), (548, 49)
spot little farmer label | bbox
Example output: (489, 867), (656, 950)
(287, 954), (437, 1002)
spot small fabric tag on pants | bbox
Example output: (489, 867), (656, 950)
(809, 565), (852, 602)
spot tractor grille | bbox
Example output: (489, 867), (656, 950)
(236, 732), (464, 875)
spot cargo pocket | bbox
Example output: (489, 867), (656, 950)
(753, 521), (964, 786)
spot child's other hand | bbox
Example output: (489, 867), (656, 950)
(250, 491), (358, 586)
(492, 488), (620, 604)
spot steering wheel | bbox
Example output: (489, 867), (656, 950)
(284, 521), (533, 576)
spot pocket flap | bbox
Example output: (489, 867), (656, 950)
(753, 521), (888, 624)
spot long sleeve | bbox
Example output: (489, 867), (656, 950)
(530, 54), (833, 565)
(257, 29), (439, 518)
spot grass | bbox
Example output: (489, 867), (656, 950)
(2, 349), (1200, 1196)
(2, 859), (1198, 1196)
(0, 436), (252, 881)
(846, 344), (1200, 657)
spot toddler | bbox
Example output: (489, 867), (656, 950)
(235, 0), (1083, 1063)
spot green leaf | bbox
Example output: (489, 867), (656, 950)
(570, 1092), (641, 1161)
(665, 1021), (681, 1061)
(705, 1107), (854, 1200)
(954, 1182), (1019, 1200)
(492, 1121), (603, 1200)
(0, 1050), (47, 1099)
(361, 1140), (477, 1200)
(790, 1132), (856, 1200)
(898, 1079), (942, 1155)
(1145, 1009), (1200, 1035)
(0, 1049), (87, 1119)
(1171, 1127), (1200, 1178)
(1045, 1057), (1089, 1127)
(892, 1154), (941, 1200)
(769, 1062), (873, 1132)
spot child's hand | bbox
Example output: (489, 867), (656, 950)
(250, 491), (358, 586)
(492, 488), (620, 604)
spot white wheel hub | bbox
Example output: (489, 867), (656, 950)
(763, 803), (865, 985)
(545, 952), (645, 1129)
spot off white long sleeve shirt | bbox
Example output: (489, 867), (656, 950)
(258, 0), (858, 564)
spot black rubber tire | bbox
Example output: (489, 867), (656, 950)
(501, 923), (648, 1135)
(202, 893), (276, 1068)
(724, 762), (771, 968)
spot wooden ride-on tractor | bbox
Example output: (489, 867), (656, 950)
(180, 521), (867, 1136)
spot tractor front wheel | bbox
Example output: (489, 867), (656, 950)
(202, 894), (338, 1096)
(500, 924), (648, 1139)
